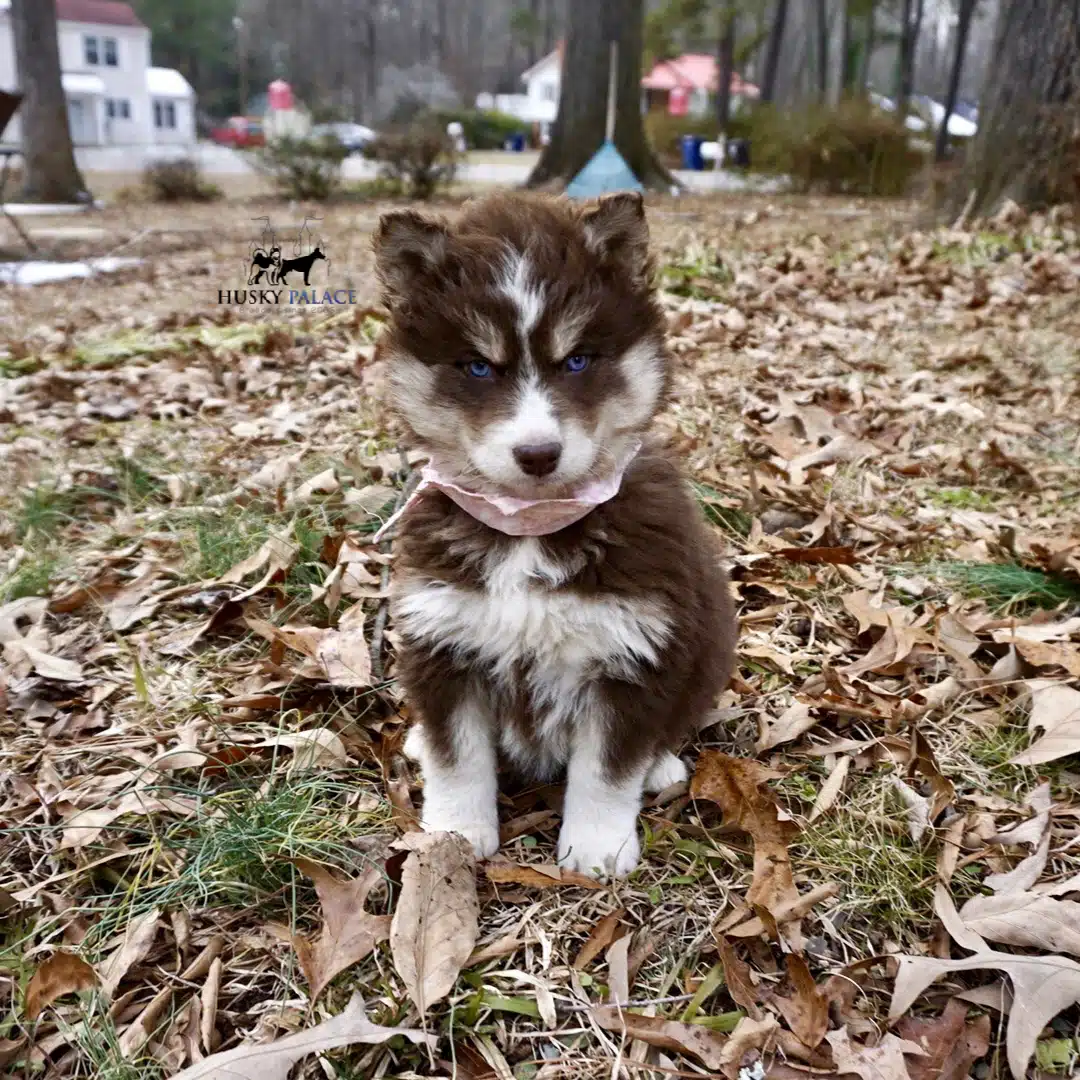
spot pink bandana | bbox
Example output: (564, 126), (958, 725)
(373, 441), (641, 540)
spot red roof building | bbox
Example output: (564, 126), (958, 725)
(54, 0), (145, 28)
(642, 54), (758, 115)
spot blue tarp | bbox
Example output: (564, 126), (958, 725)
(565, 139), (644, 199)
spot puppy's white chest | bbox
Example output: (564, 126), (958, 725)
(395, 538), (671, 687)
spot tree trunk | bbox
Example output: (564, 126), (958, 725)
(10, 0), (86, 203)
(815, 0), (829, 102)
(716, 6), (736, 134)
(526, 0), (673, 192)
(858, 2), (876, 92)
(760, 0), (790, 104)
(934, 0), (977, 163)
(363, 8), (377, 123)
(839, 1), (853, 95)
(894, 0), (924, 112)
(946, 0), (1080, 216)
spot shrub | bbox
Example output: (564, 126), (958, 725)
(428, 108), (524, 150)
(751, 101), (925, 195)
(142, 158), (221, 202)
(252, 134), (350, 200)
(365, 122), (459, 199)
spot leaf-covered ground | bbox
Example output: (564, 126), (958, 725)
(1, 193), (1079, 1080)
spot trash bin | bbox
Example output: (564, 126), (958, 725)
(510, 132), (526, 152)
(726, 138), (751, 168)
(680, 134), (704, 171)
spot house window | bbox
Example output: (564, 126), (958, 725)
(154, 101), (176, 129)
(84, 35), (99, 65)
(106, 99), (131, 120)
(104, 37), (118, 66)
(541, 82), (556, 102)
(106, 99), (114, 119)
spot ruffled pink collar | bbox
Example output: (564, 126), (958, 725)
(374, 441), (640, 539)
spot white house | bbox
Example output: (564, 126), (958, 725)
(0, 0), (194, 147)
(475, 46), (560, 126)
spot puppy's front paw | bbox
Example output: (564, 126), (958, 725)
(557, 819), (640, 879)
(644, 750), (689, 793)
(420, 802), (500, 859)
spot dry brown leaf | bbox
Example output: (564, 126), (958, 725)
(97, 907), (161, 999)
(291, 858), (392, 1001)
(959, 892), (1080, 957)
(285, 466), (339, 509)
(890, 776), (931, 843)
(390, 831), (479, 1017)
(106, 569), (162, 631)
(244, 617), (372, 688)
(773, 954), (828, 1050)
(842, 590), (891, 635)
(690, 751), (799, 916)
(910, 727), (955, 819)
(592, 1007), (728, 1070)
(826, 1027), (922, 1080)
(1010, 680), (1080, 765)
(716, 937), (764, 1019)
(808, 755), (850, 822)
(889, 948), (1080, 1080)
(572, 908), (626, 970)
(1014, 639), (1080, 677)
(934, 883), (988, 953)
(60, 792), (199, 849)
(221, 529), (297, 598)
(897, 998), (991, 1080)
(757, 700), (819, 752)
(256, 729), (349, 770)
(24, 950), (98, 1019)
(169, 993), (434, 1080)
(993, 781), (1052, 847)
(992, 617), (1080, 644)
(720, 1014), (779, 1079)
(483, 860), (605, 891)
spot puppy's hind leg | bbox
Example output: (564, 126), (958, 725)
(407, 692), (500, 859)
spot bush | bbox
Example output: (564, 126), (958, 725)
(252, 135), (350, 200)
(142, 158), (220, 202)
(751, 101), (925, 195)
(365, 122), (459, 199)
(428, 108), (524, 150)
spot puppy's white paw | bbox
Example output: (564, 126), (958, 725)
(421, 806), (500, 859)
(402, 725), (427, 762)
(644, 751), (688, 794)
(557, 819), (640, 879)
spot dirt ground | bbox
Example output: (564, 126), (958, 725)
(1, 189), (1079, 1080)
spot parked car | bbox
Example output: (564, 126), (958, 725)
(210, 116), (265, 148)
(310, 121), (376, 153)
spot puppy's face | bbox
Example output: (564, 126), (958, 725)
(373, 193), (668, 498)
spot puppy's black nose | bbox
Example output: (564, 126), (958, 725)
(513, 442), (562, 477)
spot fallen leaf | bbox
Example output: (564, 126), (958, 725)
(935, 883), (988, 953)
(1010, 680), (1080, 765)
(24, 950), (98, 1019)
(773, 954), (828, 1050)
(826, 1027), (922, 1080)
(890, 776), (931, 843)
(897, 998), (990, 1080)
(285, 466), (339, 509)
(221, 529), (297, 598)
(757, 700), (819, 752)
(60, 792), (200, 849)
(959, 892), (1080, 957)
(606, 934), (631, 1005)
(720, 1014), (779, 1078)
(572, 908), (626, 969)
(592, 1007), (729, 1070)
(690, 751), (799, 917)
(97, 907), (161, 999)
(777, 546), (857, 565)
(390, 831), (480, 1017)
(991, 617), (1080, 644)
(808, 755), (850, 822)
(992, 781), (1052, 847)
(909, 727), (955, 819)
(106, 569), (162, 631)
(244, 617), (372, 688)
(257, 728), (349, 771)
(483, 860), (605, 891)
(1014, 639), (1080, 677)
(889, 948), (1080, 1080)
(169, 993), (434, 1080)
(291, 859), (392, 1002)
(716, 936), (763, 1019)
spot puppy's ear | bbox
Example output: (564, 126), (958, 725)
(373, 210), (449, 304)
(581, 192), (651, 285)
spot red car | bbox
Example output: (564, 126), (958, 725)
(210, 116), (265, 148)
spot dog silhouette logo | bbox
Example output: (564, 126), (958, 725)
(222, 216), (354, 306)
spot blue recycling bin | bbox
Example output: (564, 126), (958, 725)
(510, 132), (526, 152)
(680, 134), (705, 171)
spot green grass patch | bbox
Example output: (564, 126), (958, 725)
(926, 486), (997, 511)
(71, 322), (293, 370)
(660, 251), (734, 299)
(0, 548), (62, 602)
(692, 482), (752, 539)
(932, 560), (1080, 611)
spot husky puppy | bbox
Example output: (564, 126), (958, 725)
(374, 192), (735, 878)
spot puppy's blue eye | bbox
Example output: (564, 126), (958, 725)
(564, 354), (591, 374)
(466, 359), (493, 378)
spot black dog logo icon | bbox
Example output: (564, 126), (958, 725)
(278, 246), (326, 286)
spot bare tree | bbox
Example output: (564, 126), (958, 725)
(948, 0), (1080, 215)
(716, 4), (737, 132)
(935, 0), (978, 162)
(814, 0), (829, 101)
(894, 0), (925, 112)
(10, 0), (86, 203)
(760, 0), (790, 103)
(526, 0), (673, 191)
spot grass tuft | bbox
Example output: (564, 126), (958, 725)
(932, 560), (1080, 611)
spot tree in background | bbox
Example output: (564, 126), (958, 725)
(894, 0), (925, 113)
(934, 0), (978, 162)
(527, 0), (673, 191)
(10, 0), (86, 203)
(715, 4), (737, 133)
(814, 0), (829, 101)
(759, 0), (789, 103)
(948, 0), (1080, 215)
